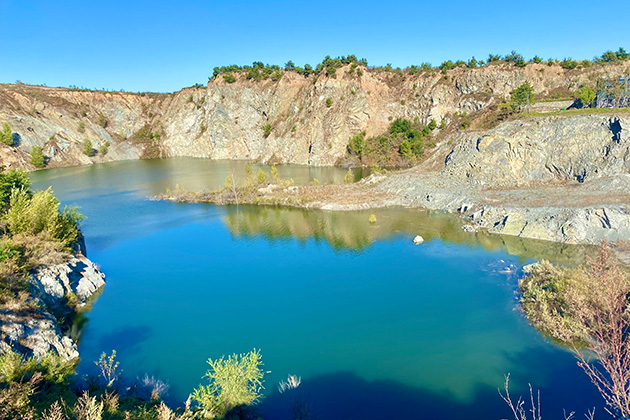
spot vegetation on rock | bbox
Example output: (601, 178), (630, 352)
(0, 122), (13, 146)
(30, 146), (45, 168)
(347, 118), (435, 166)
(519, 242), (630, 418)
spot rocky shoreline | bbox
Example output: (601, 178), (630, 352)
(159, 114), (630, 246)
(0, 255), (105, 361)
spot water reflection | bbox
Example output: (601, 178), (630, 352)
(224, 206), (596, 265)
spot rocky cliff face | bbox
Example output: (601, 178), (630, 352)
(0, 256), (105, 360)
(443, 115), (630, 187)
(371, 113), (630, 244)
(2, 60), (629, 169)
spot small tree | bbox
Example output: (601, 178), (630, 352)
(511, 82), (535, 112)
(577, 85), (596, 108)
(256, 169), (267, 184)
(0, 123), (12, 146)
(30, 146), (45, 168)
(344, 168), (354, 184)
(82, 138), (94, 156)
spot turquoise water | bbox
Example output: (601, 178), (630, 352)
(31, 158), (601, 419)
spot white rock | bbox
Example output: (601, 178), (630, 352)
(413, 235), (424, 244)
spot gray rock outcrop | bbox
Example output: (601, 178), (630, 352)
(0, 256), (105, 360)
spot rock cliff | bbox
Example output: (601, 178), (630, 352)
(1, 60), (629, 169)
(0, 256), (105, 360)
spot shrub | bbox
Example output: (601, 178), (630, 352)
(271, 70), (283, 82)
(262, 124), (271, 138)
(519, 243), (630, 418)
(223, 73), (236, 83)
(427, 120), (437, 131)
(0, 169), (30, 211)
(348, 133), (367, 158)
(256, 169), (267, 184)
(78, 121), (85, 134)
(98, 141), (110, 156)
(192, 349), (264, 419)
(560, 58), (578, 69)
(344, 168), (354, 184)
(82, 138), (94, 156)
(487, 54), (501, 62)
(576, 85), (596, 108)
(98, 114), (107, 128)
(440, 60), (456, 73)
(389, 118), (412, 135)
(5, 187), (84, 247)
(30, 146), (45, 168)
(270, 164), (278, 182)
(399, 140), (413, 158)
(0, 123), (12, 146)
(326, 97), (333, 108)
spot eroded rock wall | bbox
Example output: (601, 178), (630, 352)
(2, 60), (629, 169)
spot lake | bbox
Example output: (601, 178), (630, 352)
(31, 158), (601, 420)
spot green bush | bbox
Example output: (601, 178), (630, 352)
(98, 114), (107, 128)
(256, 169), (267, 184)
(576, 85), (596, 108)
(0, 170), (30, 211)
(4, 187), (84, 247)
(192, 349), (264, 419)
(0, 123), (13, 146)
(348, 132), (367, 158)
(98, 141), (110, 156)
(262, 124), (271, 138)
(82, 138), (94, 156)
(77, 121), (85, 134)
(560, 58), (578, 69)
(271, 70), (283, 82)
(399, 140), (413, 158)
(223, 73), (236, 83)
(344, 168), (354, 184)
(30, 146), (45, 169)
(440, 60), (456, 73)
(326, 97), (333, 107)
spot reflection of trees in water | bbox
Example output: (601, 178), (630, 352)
(223, 206), (595, 264)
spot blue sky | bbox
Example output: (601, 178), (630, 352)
(0, 0), (628, 92)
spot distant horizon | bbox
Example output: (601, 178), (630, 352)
(1, 0), (629, 93)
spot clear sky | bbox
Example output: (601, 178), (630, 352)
(1, 0), (628, 93)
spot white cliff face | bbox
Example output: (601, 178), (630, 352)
(2, 60), (629, 170)
(0, 256), (105, 361)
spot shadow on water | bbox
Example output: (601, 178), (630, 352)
(92, 325), (152, 355)
(223, 205), (597, 265)
(260, 346), (602, 420)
